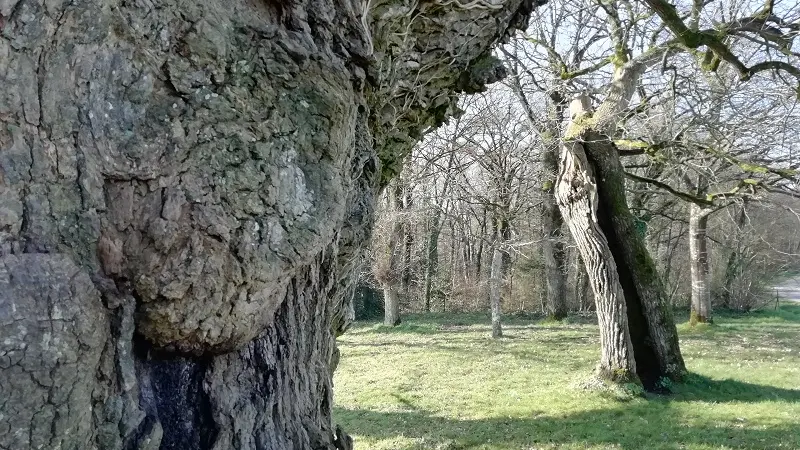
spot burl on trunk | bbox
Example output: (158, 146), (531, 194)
(0, 0), (536, 449)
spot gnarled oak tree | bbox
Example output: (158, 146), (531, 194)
(0, 0), (537, 448)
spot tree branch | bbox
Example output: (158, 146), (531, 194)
(625, 171), (715, 206)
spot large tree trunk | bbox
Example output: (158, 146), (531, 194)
(556, 98), (686, 387)
(0, 0), (534, 448)
(583, 132), (686, 385)
(555, 141), (637, 382)
(689, 204), (713, 324)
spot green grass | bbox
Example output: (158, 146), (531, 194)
(333, 306), (800, 449)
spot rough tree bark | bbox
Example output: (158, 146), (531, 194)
(555, 140), (637, 382)
(689, 204), (713, 324)
(556, 95), (686, 388)
(0, 0), (536, 448)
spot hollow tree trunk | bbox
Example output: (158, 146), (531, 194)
(489, 245), (505, 338)
(589, 136), (686, 383)
(556, 93), (685, 387)
(689, 204), (713, 324)
(0, 0), (534, 448)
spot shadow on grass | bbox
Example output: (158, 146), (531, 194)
(337, 308), (800, 448)
(335, 398), (799, 450)
(671, 373), (800, 403)
(674, 304), (800, 344)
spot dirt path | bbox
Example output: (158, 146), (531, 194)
(772, 276), (800, 304)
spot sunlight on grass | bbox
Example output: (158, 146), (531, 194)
(334, 306), (800, 449)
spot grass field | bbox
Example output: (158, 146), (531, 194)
(333, 306), (800, 450)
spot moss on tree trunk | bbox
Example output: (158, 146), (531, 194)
(557, 124), (686, 390)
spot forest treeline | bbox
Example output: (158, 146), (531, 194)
(364, 0), (800, 342)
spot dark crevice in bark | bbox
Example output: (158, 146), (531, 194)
(584, 139), (680, 391)
(123, 416), (159, 450)
(596, 201), (661, 390)
(134, 337), (218, 450)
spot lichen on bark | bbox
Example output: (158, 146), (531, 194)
(0, 0), (536, 448)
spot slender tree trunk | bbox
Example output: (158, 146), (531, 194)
(722, 202), (748, 308)
(513, 74), (569, 320)
(424, 152), (455, 312)
(476, 208), (487, 279)
(424, 218), (442, 312)
(401, 184), (414, 300)
(378, 184), (404, 327)
(463, 236), (472, 282)
(449, 220), (457, 304)
(541, 95), (569, 320)
(689, 204), (713, 324)
(575, 253), (594, 312)
(489, 245), (505, 338)
(541, 192), (568, 320)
